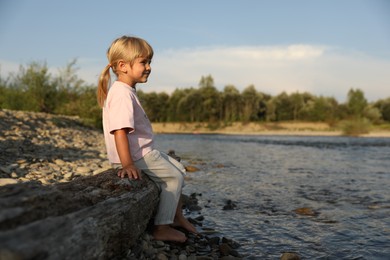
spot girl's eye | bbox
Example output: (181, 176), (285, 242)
(139, 59), (151, 65)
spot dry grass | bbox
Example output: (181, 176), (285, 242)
(152, 121), (335, 135)
(152, 121), (390, 137)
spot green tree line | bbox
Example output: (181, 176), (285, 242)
(1, 61), (390, 133)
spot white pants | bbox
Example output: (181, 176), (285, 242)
(114, 149), (186, 225)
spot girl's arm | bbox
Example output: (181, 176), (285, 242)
(113, 128), (142, 180)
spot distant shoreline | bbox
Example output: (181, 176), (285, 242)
(152, 122), (390, 138)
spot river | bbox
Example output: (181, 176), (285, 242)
(154, 134), (390, 259)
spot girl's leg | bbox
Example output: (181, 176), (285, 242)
(173, 196), (198, 234)
(135, 150), (189, 242)
(159, 152), (197, 233)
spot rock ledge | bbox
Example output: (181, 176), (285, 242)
(0, 169), (159, 260)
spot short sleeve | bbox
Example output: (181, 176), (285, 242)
(107, 85), (135, 134)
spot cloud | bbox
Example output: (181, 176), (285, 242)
(147, 45), (390, 102)
(0, 59), (20, 78)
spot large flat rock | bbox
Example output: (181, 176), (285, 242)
(0, 169), (159, 260)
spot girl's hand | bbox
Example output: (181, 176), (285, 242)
(118, 164), (142, 180)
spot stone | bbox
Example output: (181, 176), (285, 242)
(178, 254), (187, 260)
(0, 166), (12, 175)
(280, 252), (301, 260)
(223, 200), (237, 210)
(76, 166), (91, 174)
(54, 159), (66, 166)
(156, 252), (169, 260)
(63, 172), (74, 180)
(185, 165), (200, 172)
(0, 178), (19, 186)
(219, 243), (232, 256)
(0, 169), (159, 259)
(293, 207), (317, 216)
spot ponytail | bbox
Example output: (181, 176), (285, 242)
(97, 64), (111, 107)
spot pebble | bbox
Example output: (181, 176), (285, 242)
(76, 166), (91, 174)
(124, 193), (244, 259)
(128, 231), (243, 259)
(54, 159), (66, 166)
(185, 165), (200, 172)
(0, 109), (108, 184)
(0, 178), (19, 186)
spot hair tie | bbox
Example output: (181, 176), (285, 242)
(108, 63), (112, 67)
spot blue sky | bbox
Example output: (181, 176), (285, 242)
(0, 0), (389, 102)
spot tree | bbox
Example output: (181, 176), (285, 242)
(199, 75), (214, 89)
(198, 75), (221, 122)
(265, 98), (277, 121)
(55, 59), (85, 92)
(12, 62), (56, 112)
(177, 88), (203, 122)
(221, 85), (241, 122)
(346, 88), (367, 119)
(290, 92), (305, 121)
(52, 60), (88, 115)
(271, 92), (293, 121)
(341, 88), (371, 135)
(374, 98), (390, 122)
(302, 96), (339, 122)
(138, 91), (170, 122)
(0, 71), (9, 108)
(364, 105), (382, 124)
(241, 85), (261, 122)
(256, 91), (270, 121)
(167, 88), (188, 122)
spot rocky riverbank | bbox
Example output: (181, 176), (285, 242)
(0, 109), (251, 259)
(0, 109), (111, 185)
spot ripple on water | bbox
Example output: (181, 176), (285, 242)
(156, 134), (390, 259)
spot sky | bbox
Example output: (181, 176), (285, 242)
(0, 0), (389, 102)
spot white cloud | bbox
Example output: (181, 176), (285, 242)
(147, 45), (390, 102)
(0, 60), (20, 78)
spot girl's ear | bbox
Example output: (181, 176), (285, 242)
(117, 60), (128, 73)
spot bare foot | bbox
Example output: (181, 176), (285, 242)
(153, 225), (187, 243)
(173, 215), (198, 234)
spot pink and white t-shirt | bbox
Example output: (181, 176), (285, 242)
(103, 81), (154, 163)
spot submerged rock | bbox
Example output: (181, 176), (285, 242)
(293, 207), (318, 216)
(281, 252), (301, 260)
(223, 199), (237, 210)
(185, 165), (200, 172)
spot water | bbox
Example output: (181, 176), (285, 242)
(154, 134), (390, 259)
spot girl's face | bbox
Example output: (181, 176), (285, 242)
(119, 57), (152, 87)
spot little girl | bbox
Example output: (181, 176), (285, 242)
(97, 35), (196, 242)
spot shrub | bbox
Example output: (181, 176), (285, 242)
(340, 118), (371, 136)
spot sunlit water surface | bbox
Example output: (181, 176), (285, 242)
(154, 134), (390, 260)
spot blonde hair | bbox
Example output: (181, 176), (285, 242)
(97, 36), (154, 107)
